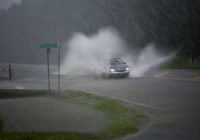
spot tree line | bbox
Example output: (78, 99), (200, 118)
(0, 0), (199, 64)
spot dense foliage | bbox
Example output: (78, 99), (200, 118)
(0, 0), (199, 63)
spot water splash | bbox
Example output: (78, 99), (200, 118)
(128, 45), (174, 77)
(61, 28), (174, 77)
(61, 27), (126, 76)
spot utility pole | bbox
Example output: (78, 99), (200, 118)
(8, 64), (12, 80)
(47, 48), (51, 95)
(57, 39), (61, 94)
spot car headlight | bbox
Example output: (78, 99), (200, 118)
(110, 69), (115, 72)
(126, 68), (129, 71)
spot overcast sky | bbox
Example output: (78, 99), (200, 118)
(0, 0), (22, 9)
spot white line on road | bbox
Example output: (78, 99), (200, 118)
(155, 71), (170, 78)
(118, 98), (164, 111)
(79, 89), (165, 111)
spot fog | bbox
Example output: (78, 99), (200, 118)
(61, 28), (174, 78)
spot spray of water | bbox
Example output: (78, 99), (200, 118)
(61, 28), (174, 78)
(129, 45), (174, 77)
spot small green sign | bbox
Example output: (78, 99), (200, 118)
(39, 43), (58, 48)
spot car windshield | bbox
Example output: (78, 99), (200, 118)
(110, 58), (124, 65)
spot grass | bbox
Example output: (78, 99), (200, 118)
(0, 90), (144, 140)
(0, 89), (47, 99)
(161, 59), (200, 69)
(0, 132), (101, 140)
(54, 90), (143, 138)
(0, 117), (3, 131)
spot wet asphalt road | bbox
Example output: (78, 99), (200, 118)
(0, 64), (200, 140)
(63, 72), (200, 140)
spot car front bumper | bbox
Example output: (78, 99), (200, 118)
(109, 71), (129, 77)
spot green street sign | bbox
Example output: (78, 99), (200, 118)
(39, 43), (58, 48)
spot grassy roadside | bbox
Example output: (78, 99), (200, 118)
(0, 132), (101, 140)
(0, 89), (144, 140)
(55, 90), (143, 138)
(0, 89), (47, 98)
(161, 60), (200, 69)
(0, 117), (3, 131)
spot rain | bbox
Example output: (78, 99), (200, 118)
(0, 1), (200, 140)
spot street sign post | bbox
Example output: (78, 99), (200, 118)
(57, 39), (61, 95)
(39, 43), (58, 95)
(39, 43), (58, 48)
(46, 48), (51, 95)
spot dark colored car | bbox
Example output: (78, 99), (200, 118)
(103, 58), (130, 78)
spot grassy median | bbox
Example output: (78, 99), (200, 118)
(0, 89), (144, 140)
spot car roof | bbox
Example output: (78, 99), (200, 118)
(110, 58), (124, 64)
(110, 57), (122, 61)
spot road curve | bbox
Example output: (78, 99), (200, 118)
(0, 64), (200, 140)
